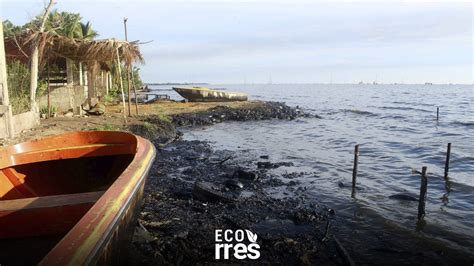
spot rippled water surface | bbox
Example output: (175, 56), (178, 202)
(156, 84), (474, 256)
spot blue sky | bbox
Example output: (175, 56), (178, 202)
(1, 0), (472, 84)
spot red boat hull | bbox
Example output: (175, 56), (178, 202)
(0, 131), (156, 265)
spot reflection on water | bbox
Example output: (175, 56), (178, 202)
(159, 84), (474, 257)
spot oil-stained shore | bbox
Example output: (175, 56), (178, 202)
(130, 102), (347, 265)
(130, 101), (474, 265)
(133, 140), (345, 265)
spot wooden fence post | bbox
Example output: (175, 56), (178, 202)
(417, 166), (428, 220)
(352, 145), (359, 189)
(444, 143), (451, 180)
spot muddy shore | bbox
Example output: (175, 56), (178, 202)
(133, 140), (345, 265)
(130, 101), (346, 265)
(130, 101), (474, 265)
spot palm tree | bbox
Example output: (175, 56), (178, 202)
(77, 22), (98, 40)
(44, 12), (99, 86)
(75, 21), (98, 86)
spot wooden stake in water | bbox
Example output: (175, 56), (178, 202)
(444, 143), (451, 180)
(352, 145), (359, 189)
(436, 107), (439, 121)
(417, 166), (428, 220)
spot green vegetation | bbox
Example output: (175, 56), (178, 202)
(153, 105), (171, 124)
(103, 94), (116, 104)
(101, 123), (121, 131)
(39, 105), (58, 116)
(7, 60), (30, 114)
(22, 10), (98, 39)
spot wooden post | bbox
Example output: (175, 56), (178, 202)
(444, 143), (451, 180)
(100, 71), (104, 95)
(66, 58), (74, 85)
(123, 18), (132, 117)
(417, 166), (428, 220)
(436, 107), (439, 121)
(47, 64), (51, 118)
(105, 72), (109, 95)
(79, 62), (83, 85)
(0, 20), (15, 138)
(352, 144), (359, 189)
(131, 69), (139, 115)
(108, 72), (112, 94)
(123, 18), (139, 116)
(116, 48), (127, 125)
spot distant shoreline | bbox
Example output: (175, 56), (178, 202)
(145, 82), (209, 86)
(145, 82), (472, 86)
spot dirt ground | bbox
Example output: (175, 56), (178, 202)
(1, 100), (267, 146)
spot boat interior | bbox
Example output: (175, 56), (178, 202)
(0, 131), (137, 264)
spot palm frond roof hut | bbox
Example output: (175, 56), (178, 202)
(6, 30), (144, 67)
(5, 30), (144, 109)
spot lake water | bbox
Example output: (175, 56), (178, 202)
(152, 84), (474, 258)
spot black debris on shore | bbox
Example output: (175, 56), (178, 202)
(171, 101), (318, 127)
(131, 140), (344, 265)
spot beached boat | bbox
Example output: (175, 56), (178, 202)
(173, 87), (248, 102)
(0, 131), (156, 265)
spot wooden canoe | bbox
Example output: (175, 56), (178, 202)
(0, 131), (156, 265)
(173, 87), (248, 102)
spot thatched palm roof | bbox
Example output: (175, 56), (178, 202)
(5, 30), (144, 67)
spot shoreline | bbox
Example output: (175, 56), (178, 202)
(2, 100), (473, 264)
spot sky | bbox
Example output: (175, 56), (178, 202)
(0, 0), (472, 84)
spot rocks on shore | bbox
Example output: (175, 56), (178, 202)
(172, 101), (316, 127)
(233, 169), (259, 181)
(192, 181), (238, 202)
(257, 161), (294, 169)
(133, 140), (342, 265)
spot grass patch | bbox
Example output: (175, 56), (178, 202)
(153, 105), (171, 124)
(101, 123), (121, 131)
(40, 105), (58, 117)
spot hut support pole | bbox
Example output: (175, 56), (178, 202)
(123, 18), (132, 117)
(108, 72), (113, 94)
(131, 67), (139, 116)
(0, 21), (15, 138)
(105, 72), (109, 95)
(79, 62), (83, 85)
(47, 64), (51, 118)
(126, 68), (132, 117)
(116, 49), (127, 125)
(66, 59), (74, 85)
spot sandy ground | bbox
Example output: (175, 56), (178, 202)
(1, 100), (265, 146)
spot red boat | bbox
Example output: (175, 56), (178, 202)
(0, 131), (156, 265)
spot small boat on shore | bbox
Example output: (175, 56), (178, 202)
(173, 87), (248, 102)
(0, 131), (156, 265)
